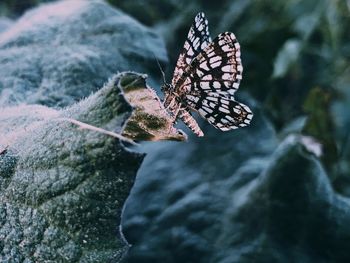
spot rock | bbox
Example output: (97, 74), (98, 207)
(0, 0), (167, 108)
(0, 73), (144, 262)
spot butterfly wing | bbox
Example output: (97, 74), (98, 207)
(187, 91), (253, 131)
(181, 32), (252, 131)
(171, 12), (212, 87)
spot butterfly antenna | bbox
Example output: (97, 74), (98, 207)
(153, 54), (167, 84)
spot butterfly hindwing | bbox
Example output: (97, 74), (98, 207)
(187, 91), (253, 130)
(171, 12), (211, 87)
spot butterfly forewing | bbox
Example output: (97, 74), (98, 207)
(171, 12), (211, 87)
(192, 91), (252, 130)
(180, 32), (252, 131)
(186, 32), (243, 97)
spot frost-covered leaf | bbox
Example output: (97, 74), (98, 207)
(0, 0), (167, 108)
(118, 72), (187, 141)
(0, 73), (145, 262)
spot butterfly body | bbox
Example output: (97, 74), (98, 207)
(162, 83), (204, 136)
(162, 13), (252, 136)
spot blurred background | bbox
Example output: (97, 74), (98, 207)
(1, 0), (350, 262)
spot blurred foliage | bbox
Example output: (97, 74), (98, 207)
(302, 87), (338, 171)
(1, 0), (350, 186)
(0, 0), (49, 17)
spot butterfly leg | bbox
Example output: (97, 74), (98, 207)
(170, 102), (194, 124)
(164, 96), (182, 123)
(169, 104), (182, 123)
(178, 109), (204, 137)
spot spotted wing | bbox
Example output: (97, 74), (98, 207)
(183, 32), (252, 130)
(171, 12), (212, 87)
(187, 91), (253, 131)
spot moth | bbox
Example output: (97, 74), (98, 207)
(161, 12), (253, 136)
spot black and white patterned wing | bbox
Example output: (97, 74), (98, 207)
(189, 32), (243, 97)
(187, 91), (253, 131)
(182, 32), (252, 130)
(171, 12), (211, 87)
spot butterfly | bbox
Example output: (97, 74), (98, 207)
(161, 12), (253, 137)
